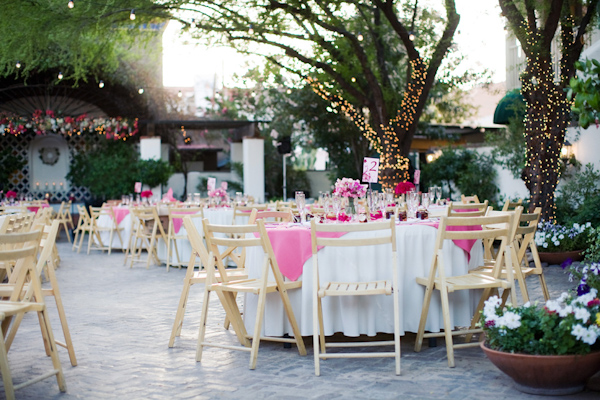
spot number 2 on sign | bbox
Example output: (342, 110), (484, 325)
(362, 157), (379, 183)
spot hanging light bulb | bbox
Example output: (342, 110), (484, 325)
(58, 71), (63, 80)
(130, 9), (136, 20)
(357, 32), (364, 41)
(177, 90), (183, 98)
(248, 24), (254, 34)
(409, 31), (416, 41)
(138, 88), (144, 94)
(15, 61), (21, 69)
(99, 80), (105, 88)
(67, 0), (74, 9)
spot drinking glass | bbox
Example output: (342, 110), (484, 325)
(295, 191), (306, 222)
(322, 193), (331, 213)
(435, 186), (442, 204)
(422, 192), (430, 210)
(235, 192), (243, 205)
(407, 192), (419, 218)
(332, 194), (342, 218)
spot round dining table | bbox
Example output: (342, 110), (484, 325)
(243, 219), (484, 337)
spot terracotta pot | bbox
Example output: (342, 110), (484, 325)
(481, 342), (600, 395)
(537, 250), (584, 265)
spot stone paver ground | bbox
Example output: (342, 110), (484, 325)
(2, 237), (599, 400)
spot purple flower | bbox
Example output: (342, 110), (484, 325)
(561, 258), (574, 270)
(577, 284), (590, 296)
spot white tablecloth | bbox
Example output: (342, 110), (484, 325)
(243, 222), (484, 337)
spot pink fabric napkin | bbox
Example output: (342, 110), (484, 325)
(171, 210), (199, 234)
(162, 188), (176, 202)
(112, 207), (130, 225)
(27, 206), (40, 213)
(370, 211), (383, 220)
(257, 226), (347, 281)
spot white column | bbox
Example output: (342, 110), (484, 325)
(242, 137), (264, 203)
(140, 137), (162, 199)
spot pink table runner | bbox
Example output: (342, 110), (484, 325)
(112, 207), (130, 225)
(260, 225), (346, 281)
(26, 203), (49, 213)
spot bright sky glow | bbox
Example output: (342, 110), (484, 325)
(162, 1), (507, 87)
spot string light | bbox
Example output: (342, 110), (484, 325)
(248, 24), (254, 34)
(67, 0), (74, 9)
(130, 9), (136, 20)
(138, 88), (144, 94)
(99, 80), (104, 88)
(57, 72), (63, 80)
(409, 32), (416, 41)
(15, 61), (20, 69)
(177, 90), (183, 98)
(357, 32), (364, 41)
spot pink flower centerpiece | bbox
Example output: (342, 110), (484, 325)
(5, 190), (17, 199)
(394, 181), (415, 195)
(333, 178), (366, 198)
(140, 190), (153, 198)
(208, 188), (229, 204)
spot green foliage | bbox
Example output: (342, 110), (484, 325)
(568, 59), (600, 129)
(481, 294), (600, 355)
(0, 0), (170, 83)
(554, 163), (600, 227)
(138, 159), (175, 188)
(422, 147), (499, 203)
(0, 148), (26, 191)
(67, 141), (174, 200)
(584, 227), (600, 263)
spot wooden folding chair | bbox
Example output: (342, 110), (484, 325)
(414, 212), (518, 367)
(128, 206), (167, 268)
(460, 194), (480, 204)
(310, 218), (401, 376)
(0, 229), (67, 399)
(72, 204), (92, 253)
(447, 200), (489, 217)
(87, 206), (124, 255)
(197, 219), (306, 369)
(501, 198), (523, 212)
(168, 216), (248, 348)
(248, 209), (294, 224)
(166, 207), (204, 272)
(476, 208), (548, 303)
(231, 204), (268, 225)
(53, 201), (73, 243)
(0, 221), (77, 366)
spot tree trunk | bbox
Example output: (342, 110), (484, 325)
(522, 58), (569, 221)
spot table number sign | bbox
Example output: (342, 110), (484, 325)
(221, 181), (228, 190)
(362, 157), (379, 183)
(134, 182), (142, 193)
(207, 177), (216, 191)
(414, 169), (421, 185)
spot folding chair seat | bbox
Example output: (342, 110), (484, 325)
(166, 207), (204, 272)
(0, 229), (67, 399)
(197, 219), (306, 369)
(310, 218), (400, 376)
(53, 201), (73, 243)
(128, 206), (167, 268)
(87, 206), (123, 255)
(0, 221), (77, 366)
(168, 216), (248, 348)
(414, 212), (519, 367)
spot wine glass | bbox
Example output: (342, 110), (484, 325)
(422, 192), (430, 210)
(322, 193), (331, 213)
(435, 186), (442, 204)
(378, 193), (387, 217)
(407, 191), (419, 219)
(295, 191), (306, 222)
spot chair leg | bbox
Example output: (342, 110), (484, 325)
(169, 269), (194, 347)
(195, 287), (212, 361)
(317, 296), (326, 357)
(0, 328), (15, 400)
(38, 307), (67, 392)
(414, 282), (434, 352)
(249, 288), (268, 370)
(46, 265), (77, 366)
(439, 286), (455, 368)
(539, 273), (550, 301)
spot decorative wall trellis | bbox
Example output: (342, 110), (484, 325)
(2, 131), (107, 202)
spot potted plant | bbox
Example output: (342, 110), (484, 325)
(534, 221), (594, 264)
(480, 293), (600, 395)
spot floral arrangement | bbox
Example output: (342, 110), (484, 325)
(208, 188), (228, 200)
(140, 190), (153, 198)
(567, 262), (600, 296)
(333, 178), (366, 198)
(481, 293), (600, 355)
(394, 181), (415, 195)
(5, 190), (17, 199)
(534, 221), (593, 252)
(0, 110), (138, 140)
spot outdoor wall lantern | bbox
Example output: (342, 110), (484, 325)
(560, 140), (573, 160)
